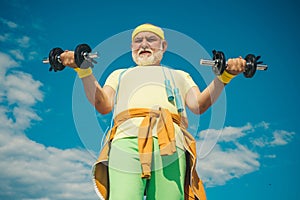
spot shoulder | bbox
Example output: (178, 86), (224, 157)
(109, 68), (128, 76)
(174, 69), (194, 80)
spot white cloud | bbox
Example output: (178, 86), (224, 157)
(0, 53), (43, 131)
(219, 123), (253, 142)
(0, 129), (98, 200)
(196, 124), (260, 187)
(0, 106), (14, 129)
(264, 154), (276, 159)
(196, 123), (253, 159)
(251, 136), (268, 147)
(250, 129), (295, 147)
(12, 106), (42, 130)
(255, 121), (270, 129)
(16, 36), (31, 48)
(28, 51), (38, 60)
(198, 143), (260, 187)
(0, 17), (18, 29)
(0, 52), (19, 73)
(0, 17), (38, 61)
(0, 48), (296, 198)
(0, 51), (99, 200)
(270, 130), (295, 146)
(0, 52), (42, 131)
(0, 33), (10, 42)
(196, 123), (295, 187)
(4, 71), (43, 106)
(9, 49), (25, 60)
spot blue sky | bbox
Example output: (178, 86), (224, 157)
(0, 0), (299, 199)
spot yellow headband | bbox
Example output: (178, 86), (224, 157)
(132, 23), (165, 40)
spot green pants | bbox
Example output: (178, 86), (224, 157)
(108, 137), (186, 200)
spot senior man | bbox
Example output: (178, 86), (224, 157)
(60, 23), (245, 200)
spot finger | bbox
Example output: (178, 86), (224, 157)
(227, 58), (234, 66)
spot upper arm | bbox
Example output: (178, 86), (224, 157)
(103, 85), (116, 105)
(185, 86), (202, 114)
(98, 69), (124, 113)
(96, 85), (115, 114)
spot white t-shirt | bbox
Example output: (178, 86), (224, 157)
(104, 66), (197, 148)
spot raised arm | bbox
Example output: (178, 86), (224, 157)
(186, 57), (245, 114)
(60, 51), (115, 114)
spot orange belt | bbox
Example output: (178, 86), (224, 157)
(107, 107), (187, 178)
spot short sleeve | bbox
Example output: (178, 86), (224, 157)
(104, 69), (126, 91)
(175, 70), (198, 96)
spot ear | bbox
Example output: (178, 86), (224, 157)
(162, 40), (168, 52)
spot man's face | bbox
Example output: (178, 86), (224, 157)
(131, 32), (165, 66)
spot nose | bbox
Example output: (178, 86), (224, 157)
(140, 38), (149, 49)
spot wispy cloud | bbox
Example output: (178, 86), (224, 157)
(251, 129), (295, 147)
(0, 33), (10, 42)
(0, 34), (31, 49)
(269, 130), (295, 146)
(264, 154), (276, 159)
(16, 35), (31, 48)
(28, 50), (39, 60)
(9, 49), (24, 60)
(196, 123), (295, 187)
(0, 17), (36, 61)
(0, 17), (18, 29)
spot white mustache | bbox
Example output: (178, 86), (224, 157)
(138, 48), (153, 55)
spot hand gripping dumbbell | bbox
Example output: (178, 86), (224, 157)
(42, 44), (98, 72)
(200, 50), (268, 78)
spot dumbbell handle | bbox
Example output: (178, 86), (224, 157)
(200, 59), (268, 70)
(42, 52), (99, 64)
(82, 52), (99, 64)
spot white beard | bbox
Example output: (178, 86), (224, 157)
(132, 49), (164, 66)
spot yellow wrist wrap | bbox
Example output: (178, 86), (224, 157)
(74, 67), (93, 78)
(217, 70), (237, 84)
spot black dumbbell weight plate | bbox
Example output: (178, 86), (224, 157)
(48, 47), (65, 72)
(244, 54), (257, 78)
(212, 50), (226, 76)
(74, 44), (93, 69)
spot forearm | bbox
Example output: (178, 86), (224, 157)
(81, 75), (113, 114)
(197, 77), (225, 114)
(186, 78), (225, 114)
(59, 51), (114, 113)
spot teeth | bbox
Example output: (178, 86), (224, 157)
(138, 49), (152, 54)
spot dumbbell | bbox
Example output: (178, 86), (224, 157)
(200, 50), (268, 78)
(42, 44), (98, 72)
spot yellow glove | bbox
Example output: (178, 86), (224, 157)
(74, 67), (93, 79)
(217, 70), (237, 84)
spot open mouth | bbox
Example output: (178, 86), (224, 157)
(139, 50), (152, 56)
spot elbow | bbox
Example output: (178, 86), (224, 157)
(95, 101), (113, 115)
(199, 104), (210, 114)
(96, 106), (113, 115)
(189, 103), (209, 115)
(189, 105), (208, 115)
(99, 109), (112, 115)
(199, 107), (208, 115)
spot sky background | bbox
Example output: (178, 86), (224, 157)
(0, 0), (299, 199)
